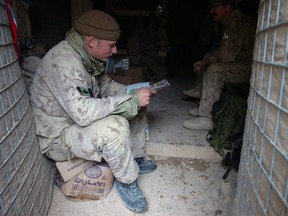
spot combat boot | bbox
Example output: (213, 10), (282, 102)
(183, 117), (213, 130)
(114, 179), (148, 213)
(135, 157), (157, 175)
(188, 108), (199, 116)
(183, 88), (201, 98)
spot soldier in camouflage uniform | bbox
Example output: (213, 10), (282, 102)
(183, 0), (256, 130)
(30, 10), (156, 213)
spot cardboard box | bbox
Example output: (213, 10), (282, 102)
(56, 158), (96, 182)
(115, 67), (143, 80)
(56, 160), (114, 200)
(110, 67), (144, 85)
(109, 74), (143, 85)
(109, 74), (133, 85)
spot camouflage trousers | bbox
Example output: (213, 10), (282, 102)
(199, 62), (251, 118)
(47, 108), (147, 184)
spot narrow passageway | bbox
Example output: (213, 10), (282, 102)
(148, 74), (208, 147)
(48, 74), (238, 216)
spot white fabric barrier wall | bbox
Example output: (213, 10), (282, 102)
(0, 1), (54, 215)
(234, 0), (288, 215)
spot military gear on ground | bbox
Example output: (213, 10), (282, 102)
(222, 141), (242, 179)
(207, 83), (249, 155)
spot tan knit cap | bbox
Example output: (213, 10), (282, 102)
(74, 10), (120, 41)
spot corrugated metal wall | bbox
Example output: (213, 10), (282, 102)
(0, 1), (54, 215)
(234, 0), (288, 215)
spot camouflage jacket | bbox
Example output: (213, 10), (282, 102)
(30, 39), (140, 154)
(203, 10), (256, 65)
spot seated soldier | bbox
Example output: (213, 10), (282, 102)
(183, 0), (256, 130)
(30, 10), (157, 213)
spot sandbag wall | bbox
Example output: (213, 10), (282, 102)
(0, 1), (54, 215)
(234, 0), (288, 215)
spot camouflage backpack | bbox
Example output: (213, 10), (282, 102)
(207, 83), (250, 158)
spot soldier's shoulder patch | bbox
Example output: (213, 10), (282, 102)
(77, 86), (93, 97)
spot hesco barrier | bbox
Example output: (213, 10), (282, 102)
(0, 1), (54, 215)
(234, 0), (288, 215)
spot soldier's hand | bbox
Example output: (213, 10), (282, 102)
(135, 87), (156, 107)
(193, 60), (205, 72)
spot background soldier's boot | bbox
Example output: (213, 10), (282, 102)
(183, 117), (213, 130)
(188, 108), (199, 116)
(114, 179), (148, 213)
(183, 88), (201, 98)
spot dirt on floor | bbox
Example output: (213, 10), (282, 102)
(48, 155), (238, 216)
(47, 75), (238, 216)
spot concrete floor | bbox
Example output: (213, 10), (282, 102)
(47, 75), (238, 216)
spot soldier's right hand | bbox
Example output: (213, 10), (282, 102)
(135, 87), (156, 107)
(193, 60), (205, 72)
